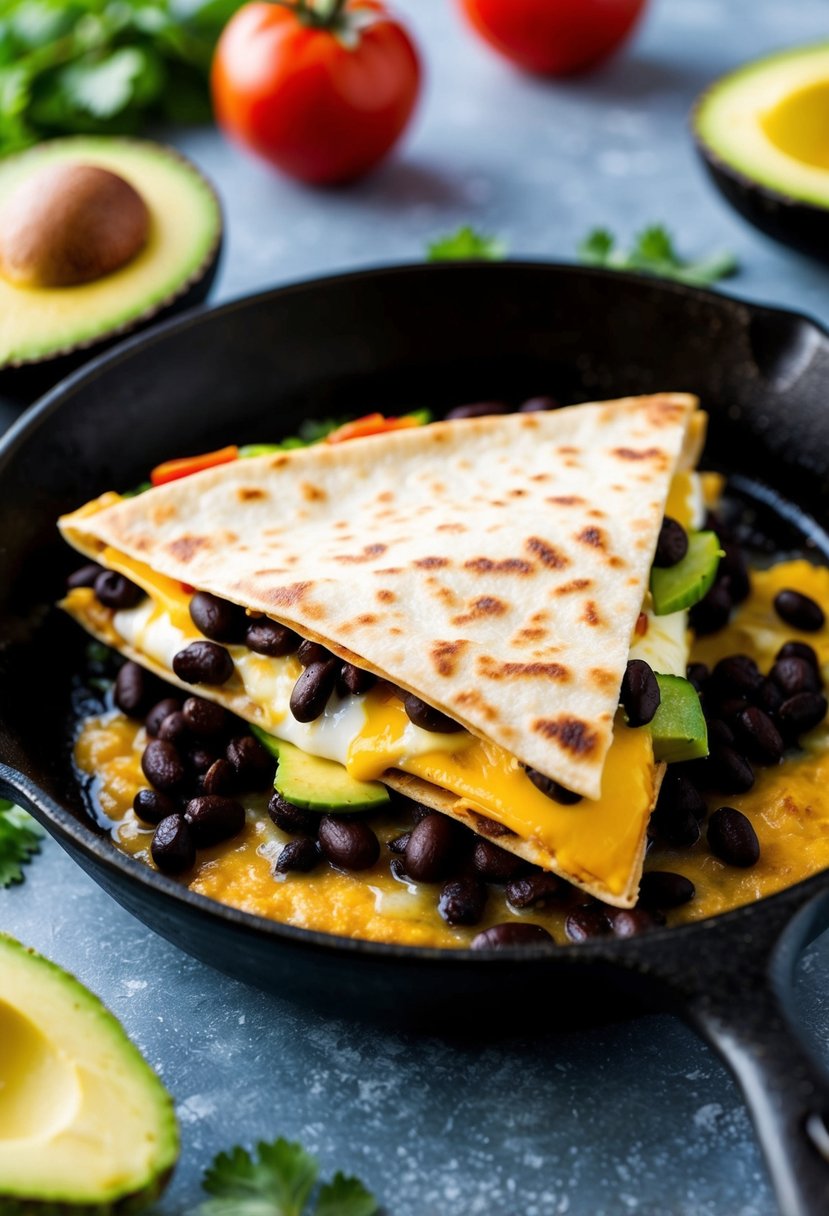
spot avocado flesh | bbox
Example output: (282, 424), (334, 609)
(695, 42), (829, 208)
(0, 137), (221, 369)
(650, 674), (708, 765)
(650, 531), (721, 616)
(252, 730), (391, 812)
(0, 933), (178, 1212)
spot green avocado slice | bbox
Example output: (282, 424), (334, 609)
(252, 729), (391, 812)
(0, 933), (178, 1211)
(650, 531), (722, 616)
(650, 674), (709, 764)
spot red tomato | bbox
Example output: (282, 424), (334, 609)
(458, 0), (648, 76)
(211, 1), (421, 185)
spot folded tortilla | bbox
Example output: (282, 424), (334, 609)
(60, 393), (705, 907)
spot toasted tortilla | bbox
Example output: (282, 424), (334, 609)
(61, 393), (702, 800)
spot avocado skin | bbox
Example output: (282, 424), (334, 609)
(695, 140), (829, 265)
(0, 1170), (173, 1214)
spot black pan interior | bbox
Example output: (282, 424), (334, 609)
(3, 262), (829, 1020)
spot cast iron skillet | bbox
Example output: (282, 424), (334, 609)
(2, 263), (829, 1216)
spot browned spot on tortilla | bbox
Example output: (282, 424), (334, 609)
(238, 487), (267, 502)
(558, 445), (579, 454)
(612, 446), (663, 461)
(553, 578), (592, 596)
(490, 500), (507, 508)
(437, 522), (467, 533)
(525, 536), (569, 570)
(583, 601), (601, 626)
(588, 509), (605, 520)
(453, 688), (500, 722)
(335, 543), (387, 564)
(151, 503), (176, 525)
(514, 626), (548, 643)
(389, 627), (403, 636)
(478, 656), (569, 681)
(464, 557), (534, 575)
(465, 811), (517, 839)
(334, 520), (350, 530)
(270, 455), (290, 469)
(303, 602), (325, 621)
(134, 537), (150, 552)
(376, 491), (394, 503)
(355, 613), (378, 626)
(609, 555), (626, 569)
(263, 581), (312, 608)
(300, 481), (327, 503)
(376, 589), (396, 604)
(576, 526), (606, 550)
(533, 715), (599, 755)
(546, 494), (585, 506)
(253, 567), (289, 577)
(414, 556), (449, 569)
(509, 488), (527, 498)
(451, 596), (508, 625)
(647, 397), (688, 426)
(430, 639), (468, 677)
(590, 668), (617, 689)
(530, 473), (549, 483)
(167, 535), (208, 563)
(374, 567), (403, 575)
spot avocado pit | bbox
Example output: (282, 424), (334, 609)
(0, 162), (149, 288)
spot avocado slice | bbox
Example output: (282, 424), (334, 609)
(0, 933), (178, 1211)
(650, 531), (721, 616)
(0, 137), (221, 371)
(252, 729), (391, 812)
(650, 674), (709, 765)
(694, 43), (829, 262)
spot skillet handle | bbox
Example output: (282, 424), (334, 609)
(678, 890), (829, 1216)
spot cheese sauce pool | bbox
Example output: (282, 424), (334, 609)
(74, 560), (829, 948)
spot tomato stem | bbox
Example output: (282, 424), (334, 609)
(274, 0), (350, 29)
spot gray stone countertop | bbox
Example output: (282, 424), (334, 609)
(4, 1), (829, 1212)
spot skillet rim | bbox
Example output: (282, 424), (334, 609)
(3, 258), (829, 966)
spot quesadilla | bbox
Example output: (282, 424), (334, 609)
(59, 394), (711, 907)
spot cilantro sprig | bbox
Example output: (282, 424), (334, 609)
(0, 0), (247, 155)
(0, 800), (44, 888)
(426, 225), (506, 262)
(577, 224), (738, 287)
(198, 1137), (378, 1216)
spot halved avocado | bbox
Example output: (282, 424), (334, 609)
(694, 43), (829, 262)
(0, 933), (178, 1211)
(0, 136), (221, 381)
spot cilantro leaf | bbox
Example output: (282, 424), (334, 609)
(0, 802), (44, 888)
(197, 1139), (379, 1216)
(315, 1172), (378, 1216)
(577, 224), (737, 287)
(427, 225), (507, 262)
(201, 1138), (319, 1216)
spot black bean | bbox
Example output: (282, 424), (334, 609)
(777, 640), (821, 673)
(524, 768), (583, 804)
(182, 696), (227, 738)
(519, 395), (559, 413)
(770, 657), (820, 698)
(446, 401), (509, 420)
(715, 696), (750, 726)
(276, 838), (321, 873)
(267, 790), (317, 836)
(114, 661), (157, 717)
(707, 806), (760, 867)
(711, 655), (763, 699)
(403, 814), (458, 882)
(506, 872), (564, 909)
(184, 795), (245, 847)
(290, 659), (339, 722)
(639, 870), (695, 909)
(402, 692), (463, 734)
(173, 641), (234, 686)
(564, 906), (610, 942)
(774, 589), (825, 633)
(339, 663), (377, 696)
(226, 735), (275, 791)
(608, 908), (663, 938)
(151, 814), (195, 874)
(706, 718), (735, 748)
(652, 775), (704, 846)
(141, 739), (187, 792)
(735, 707), (784, 765)
(472, 838), (525, 882)
(318, 815), (380, 870)
(756, 679), (784, 717)
(438, 876), (487, 925)
(709, 744), (755, 794)
(246, 618), (300, 657)
(621, 659), (660, 727)
(187, 745), (217, 775)
(686, 662), (709, 694)
(298, 640), (331, 667)
(94, 570), (144, 610)
(133, 788), (178, 825)
(471, 922), (554, 949)
(189, 591), (247, 643)
(145, 697), (182, 737)
(158, 711), (190, 746)
(778, 692), (828, 737)
(690, 582), (732, 636)
(653, 517), (688, 568)
(719, 542), (751, 605)
(67, 561), (104, 590)
(388, 832), (411, 855)
(202, 758), (237, 796)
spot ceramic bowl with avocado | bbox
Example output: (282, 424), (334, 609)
(0, 136), (222, 400)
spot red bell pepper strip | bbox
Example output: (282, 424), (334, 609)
(324, 413), (423, 444)
(150, 445), (239, 486)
